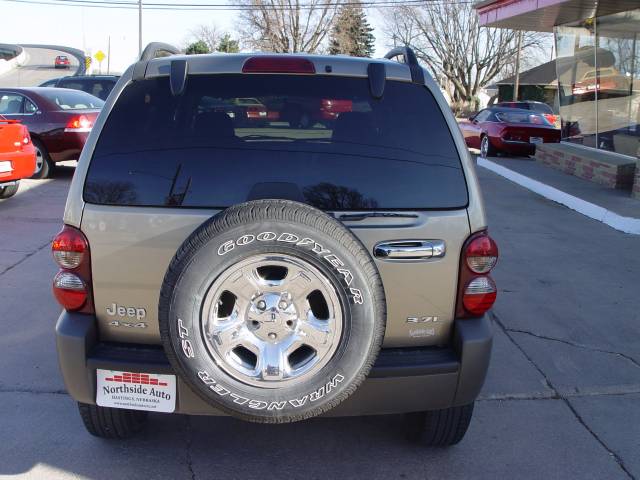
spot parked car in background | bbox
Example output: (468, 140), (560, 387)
(571, 67), (631, 98)
(496, 101), (558, 125)
(459, 107), (560, 158)
(39, 75), (120, 101)
(0, 115), (36, 199)
(39, 77), (63, 88)
(54, 55), (71, 69)
(0, 88), (104, 178)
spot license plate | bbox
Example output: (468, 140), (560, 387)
(0, 161), (12, 173)
(96, 369), (176, 413)
(530, 137), (544, 144)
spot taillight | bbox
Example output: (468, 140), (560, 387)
(64, 115), (93, 133)
(456, 231), (499, 318)
(463, 277), (497, 315)
(53, 271), (87, 310)
(52, 226), (87, 268)
(52, 225), (94, 313)
(242, 56), (316, 74)
(465, 234), (498, 273)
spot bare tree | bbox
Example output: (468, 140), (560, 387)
(190, 24), (221, 52)
(236, 0), (344, 53)
(384, 3), (543, 107)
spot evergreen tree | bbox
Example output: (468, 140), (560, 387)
(329, 2), (375, 57)
(185, 40), (210, 55)
(217, 34), (240, 53)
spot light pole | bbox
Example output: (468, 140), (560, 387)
(138, 0), (142, 57)
(513, 30), (523, 102)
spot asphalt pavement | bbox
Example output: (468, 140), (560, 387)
(0, 46), (79, 87)
(0, 161), (638, 479)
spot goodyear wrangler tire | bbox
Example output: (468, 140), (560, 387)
(159, 200), (386, 423)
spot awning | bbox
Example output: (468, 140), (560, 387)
(474, 0), (639, 32)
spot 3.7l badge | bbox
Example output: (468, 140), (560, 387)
(406, 316), (439, 324)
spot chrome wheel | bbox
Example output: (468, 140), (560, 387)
(34, 146), (44, 174)
(201, 254), (343, 388)
(480, 136), (489, 158)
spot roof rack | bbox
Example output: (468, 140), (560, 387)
(384, 46), (424, 85)
(133, 42), (180, 81)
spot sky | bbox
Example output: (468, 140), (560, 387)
(0, 0), (390, 73)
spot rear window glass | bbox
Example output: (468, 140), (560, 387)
(58, 79), (116, 100)
(495, 111), (551, 125)
(39, 89), (104, 110)
(85, 74), (467, 210)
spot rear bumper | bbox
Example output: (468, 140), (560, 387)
(0, 150), (36, 182)
(55, 312), (493, 416)
(496, 137), (560, 155)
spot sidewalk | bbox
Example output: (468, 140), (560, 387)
(476, 155), (640, 234)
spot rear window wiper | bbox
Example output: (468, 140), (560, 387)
(337, 212), (418, 221)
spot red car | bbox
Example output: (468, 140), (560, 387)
(0, 88), (103, 178)
(496, 101), (558, 126)
(458, 107), (560, 158)
(0, 116), (36, 199)
(54, 55), (71, 69)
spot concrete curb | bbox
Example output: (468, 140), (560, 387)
(477, 157), (640, 235)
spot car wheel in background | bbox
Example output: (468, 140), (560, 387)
(405, 402), (475, 447)
(31, 139), (52, 179)
(0, 182), (19, 199)
(77, 402), (148, 439)
(480, 135), (497, 159)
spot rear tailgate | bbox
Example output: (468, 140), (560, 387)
(81, 206), (468, 348)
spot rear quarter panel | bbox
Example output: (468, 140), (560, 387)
(0, 124), (36, 181)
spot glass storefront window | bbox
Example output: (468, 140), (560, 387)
(595, 10), (639, 157)
(556, 20), (598, 148)
(555, 9), (640, 158)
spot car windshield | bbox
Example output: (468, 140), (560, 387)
(85, 74), (467, 210)
(39, 89), (104, 110)
(495, 111), (551, 125)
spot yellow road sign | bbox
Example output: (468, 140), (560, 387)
(94, 50), (106, 63)
(85, 56), (92, 69)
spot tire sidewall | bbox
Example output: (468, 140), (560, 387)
(31, 139), (51, 179)
(160, 216), (383, 422)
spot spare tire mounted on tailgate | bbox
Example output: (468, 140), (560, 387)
(159, 200), (386, 423)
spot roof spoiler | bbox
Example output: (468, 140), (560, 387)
(139, 42), (180, 62)
(132, 42), (180, 82)
(384, 46), (424, 85)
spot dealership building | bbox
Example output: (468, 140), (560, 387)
(475, 0), (640, 199)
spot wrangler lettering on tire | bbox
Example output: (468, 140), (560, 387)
(159, 200), (386, 423)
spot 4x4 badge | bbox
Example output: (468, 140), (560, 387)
(108, 320), (147, 329)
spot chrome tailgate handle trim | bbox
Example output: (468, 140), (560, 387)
(373, 240), (446, 260)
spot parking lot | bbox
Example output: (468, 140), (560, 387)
(0, 159), (637, 479)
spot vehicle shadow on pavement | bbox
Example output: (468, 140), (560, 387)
(0, 392), (627, 479)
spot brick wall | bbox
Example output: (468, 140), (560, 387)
(535, 144), (636, 190)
